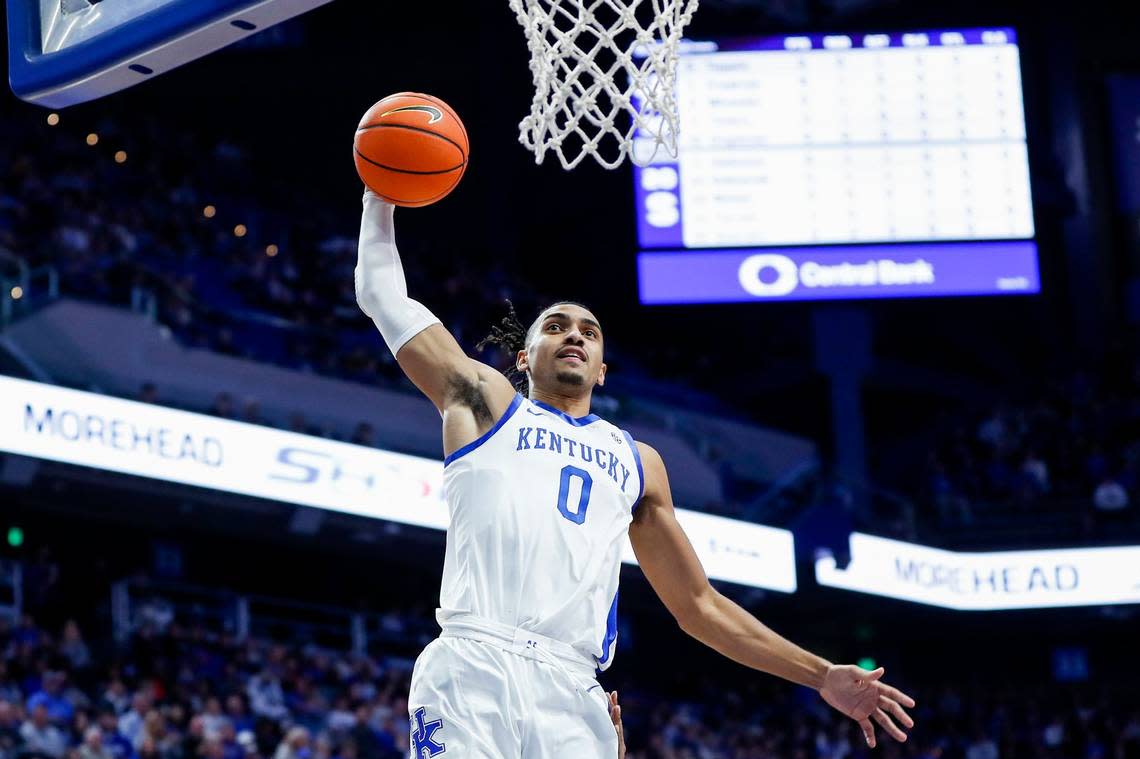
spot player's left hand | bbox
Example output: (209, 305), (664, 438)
(609, 690), (626, 759)
(819, 665), (915, 748)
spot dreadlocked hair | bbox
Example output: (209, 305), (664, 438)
(476, 299), (530, 393)
(477, 299), (593, 394)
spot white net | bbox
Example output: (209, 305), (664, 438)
(508, 0), (699, 170)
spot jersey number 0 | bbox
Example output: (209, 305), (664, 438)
(556, 465), (593, 524)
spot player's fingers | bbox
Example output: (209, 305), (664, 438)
(873, 707), (908, 743)
(864, 666), (885, 682)
(880, 683), (916, 708)
(878, 695), (914, 729)
(859, 718), (876, 748)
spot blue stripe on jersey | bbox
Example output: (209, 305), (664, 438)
(622, 430), (645, 511)
(597, 589), (619, 667)
(530, 398), (603, 427)
(443, 394), (524, 466)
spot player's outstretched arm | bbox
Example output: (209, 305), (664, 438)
(353, 191), (515, 417)
(628, 442), (916, 749)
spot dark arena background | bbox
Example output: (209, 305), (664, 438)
(3, 0), (1140, 757)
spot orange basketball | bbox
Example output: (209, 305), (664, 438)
(353, 92), (469, 208)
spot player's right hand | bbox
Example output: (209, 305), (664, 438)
(609, 690), (626, 759)
(819, 665), (915, 748)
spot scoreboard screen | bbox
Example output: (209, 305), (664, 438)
(634, 28), (1040, 303)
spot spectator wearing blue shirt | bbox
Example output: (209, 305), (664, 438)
(224, 696), (254, 735)
(25, 672), (73, 725)
(96, 708), (136, 759)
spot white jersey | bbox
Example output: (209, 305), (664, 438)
(438, 394), (644, 670)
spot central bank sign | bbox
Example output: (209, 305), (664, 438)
(816, 533), (1140, 610)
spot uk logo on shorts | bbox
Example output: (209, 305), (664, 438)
(411, 707), (446, 757)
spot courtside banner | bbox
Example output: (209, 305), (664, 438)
(816, 532), (1140, 610)
(0, 376), (797, 592)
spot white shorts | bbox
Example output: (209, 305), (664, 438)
(407, 614), (618, 759)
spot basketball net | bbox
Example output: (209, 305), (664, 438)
(508, 0), (699, 170)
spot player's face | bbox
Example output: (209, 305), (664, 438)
(518, 305), (607, 393)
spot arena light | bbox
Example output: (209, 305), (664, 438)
(10, 287), (24, 300)
(265, 244), (279, 257)
(46, 113), (59, 126)
(6, 527), (22, 548)
(203, 205), (217, 219)
(114, 150), (127, 164)
(816, 532), (1140, 610)
(85, 132), (98, 146)
(0, 376), (798, 592)
(233, 224), (247, 238)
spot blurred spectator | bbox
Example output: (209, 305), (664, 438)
(1021, 450), (1049, 494)
(346, 708), (380, 759)
(1093, 476), (1130, 512)
(136, 712), (178, 759)
(78, 727), (115, 759)
(0, 700), (22, 758)
(200, 699), (227, 740)
(965, 729), (999, 759)
(246, 673), (287, 722)
(242, 401), (265, 427)
(117, 694), (151, 747)
(222, 697), (252, 736)
(26, 672), (74, 725)
(216, 723), (242, 759)
(20, 704), (67, 759)
(59, 621), (92, 671)
(349, 424), (375, 448)
(94, 710), (133, 759)
(100, 683), (129, 717)
(324, 700), (353, 734)
(271, 728), (308, 759)
(209, 394), (235, 420)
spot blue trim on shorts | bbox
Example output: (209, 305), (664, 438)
(622, 431), (645, 512)
(443, 394), (523, 465)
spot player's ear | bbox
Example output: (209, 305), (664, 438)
(596, 362), (607, 387)
(516, 349), (529, 373)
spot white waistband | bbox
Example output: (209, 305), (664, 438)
(436, 611), (598, 681)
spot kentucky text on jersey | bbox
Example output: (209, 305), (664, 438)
(515, 425), (633, 493)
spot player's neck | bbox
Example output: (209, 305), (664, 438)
(528, 388), (593, 419)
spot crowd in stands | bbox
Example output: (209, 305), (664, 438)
(0, 107), (524, 389)
(5, 104), (1140, 541)
(914, 367), (1140, 537)
(1, 599), (1137, 759)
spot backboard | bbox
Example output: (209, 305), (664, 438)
(7, 0), (333, 107)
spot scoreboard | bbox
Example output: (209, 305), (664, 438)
(634, 29), (1040, 303)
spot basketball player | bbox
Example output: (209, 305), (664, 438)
(354, 192), (915, 757)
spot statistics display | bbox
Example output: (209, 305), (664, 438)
(634, 28), (1040, 303)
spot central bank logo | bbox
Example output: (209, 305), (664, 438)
(738, 254), (799, 297)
